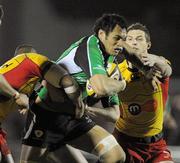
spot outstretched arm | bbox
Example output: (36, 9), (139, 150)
(119, 41), (172, 90)
(119, 41), (172, 78)
(89, 74), (126, 97)
(118, 41), (151, 74)
(0, 74), (19, 98)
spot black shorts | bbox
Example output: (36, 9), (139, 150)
(22, 103), (95, 152)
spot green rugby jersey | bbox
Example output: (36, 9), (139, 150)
(56, 34), (119, 104)
(57, 36), (112, 85)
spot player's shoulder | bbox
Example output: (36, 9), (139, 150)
(0, 54), (26, 73)
(87, 35), (99, 45)
(25, 53), (49, 65)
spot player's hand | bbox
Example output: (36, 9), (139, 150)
(85, 105), (97, 118)
(141, 54), (157, 67)
(150, 78), (159, 91)
(145, 68), (162, 79)
(15, 93), (29, 110)
(145, 68), (162, 91)
(18, 108), (28, 115)
(118, 40), (137, 55)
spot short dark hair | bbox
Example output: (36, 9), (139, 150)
(14, 44), (37, 56)
(93, 13), (127, 36)
(127, 23), (151, 42)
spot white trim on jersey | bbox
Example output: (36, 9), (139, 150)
(57, 47), (83, 74)
(87, 36), (93, 76)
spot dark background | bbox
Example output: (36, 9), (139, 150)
(0, 0), (180, 162)
(0, 0), (180, 77)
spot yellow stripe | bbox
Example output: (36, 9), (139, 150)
(0, 53), (49, 74)
(0, 55), (26, 74)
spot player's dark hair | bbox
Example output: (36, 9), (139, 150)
(93, 13), (127, 36)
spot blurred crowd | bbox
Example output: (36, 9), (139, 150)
(164, 93), (180, 145)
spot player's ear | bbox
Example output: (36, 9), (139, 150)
(147, 41), (151, 49)
(98, 29), (106, 42)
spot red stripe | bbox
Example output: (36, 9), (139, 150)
(3, 58), (42, 90)
(160, 78), (169, 110)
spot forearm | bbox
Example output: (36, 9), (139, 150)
(0, 74), (19, 98)
(120, 42), (172, 77)
(102, 78), (126, 95)
(61, 75), (80, 102)
(61, 77), (84, 119)
(41, 62), (81, 101)
(90, 74), (126, 97)
(120, 42), (151, 73)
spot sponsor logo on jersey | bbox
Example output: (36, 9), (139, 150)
(128, 103), (141, 115)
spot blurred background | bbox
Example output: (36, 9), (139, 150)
(0, 0), (180, 162)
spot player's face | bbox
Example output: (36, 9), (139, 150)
(100, 25), (126, 56)
(126, 29), (150, 56)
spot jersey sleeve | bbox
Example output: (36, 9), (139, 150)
(37, 87), (48, 100)
(108, 94), (119, 106)
(101, 94), (119, 107)
(87, 36), (107, 76)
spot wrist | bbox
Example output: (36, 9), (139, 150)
(13, 92), (20, 99)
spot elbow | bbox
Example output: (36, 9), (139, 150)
(166, 67), (172, 77)
(162, 66), (172, 78)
